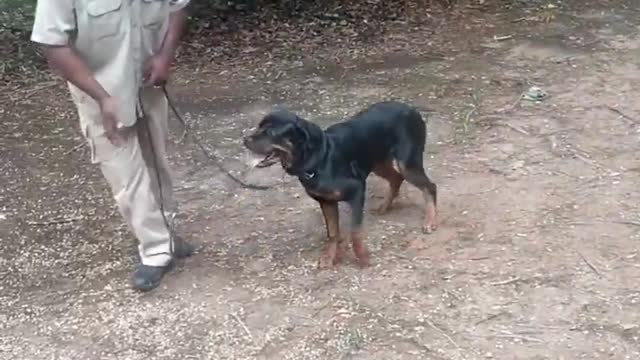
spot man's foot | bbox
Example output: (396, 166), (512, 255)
(130, 237), (194, 292)
(131, 262), (174, 292)
(173, 236), (195, 258)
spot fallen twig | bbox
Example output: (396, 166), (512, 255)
(489, 277), (521, 286)
(503, 90), (527, 112)
(495, 333), (543, 343)
(612, 220), (640, 227)
(573, 152), (593, 164)
(576, 250), (602, 276)
(311, 301), (330, 317)
(456, 185), (499, 196)
(495, 122), (530, 135)
(493, 35), (513, 41)
(538, 127), (581, 137)
(389, 251), (412, 260)
(175, 184), (196, 192)
(604, 105), (638, 124)
(423, 318), (463, 352)
(63, 142), (85, 155)
(26, 216), (84, 226)
(177, 127), (188, 144)
(21, 81), (58, 99)
(565, 219), (640, 229)
(470, 256), (490, 261)
(462, 103), (478, 134)
(231, 313), (257, 346)
(475, 311), (507, 326)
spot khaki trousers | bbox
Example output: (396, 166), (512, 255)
(75, 87), (175, 267)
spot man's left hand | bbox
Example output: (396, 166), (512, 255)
(144, 54), (171, 87)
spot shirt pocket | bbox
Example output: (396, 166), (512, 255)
(86, 0), (123, 39)
(141, 0), (169, 29)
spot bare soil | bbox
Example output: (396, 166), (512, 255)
(1, 1), (640, 359)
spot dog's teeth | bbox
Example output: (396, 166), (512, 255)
(245, 153), (266, 168)
(248, 158), (262, 167)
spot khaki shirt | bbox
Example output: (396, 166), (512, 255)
(31, 0), (189, 127)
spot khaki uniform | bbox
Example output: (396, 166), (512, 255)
(31, 0), (189, 267)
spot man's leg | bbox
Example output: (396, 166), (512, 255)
(80, 108), (174, 292)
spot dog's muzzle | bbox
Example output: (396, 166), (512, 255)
(243, 136), (278, 168)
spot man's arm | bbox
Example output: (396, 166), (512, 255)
(31, 0), (123, 145)
(42, 46), (110, 102)
(144, 5), (189, 86)
(31, 0), (109, 102)
(158, 8), (188, 62)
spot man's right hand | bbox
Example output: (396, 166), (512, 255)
(99, 96), (125, 146)
(39, 45), (125, 146)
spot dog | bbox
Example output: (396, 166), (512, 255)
(243, 101), (438, 268)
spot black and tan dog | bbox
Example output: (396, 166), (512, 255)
(243, 101), (438, 268)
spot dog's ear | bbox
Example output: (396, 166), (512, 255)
(294, 116), (324, 145)
(294, 117), (310, 143)
(271, 122), (296, 137)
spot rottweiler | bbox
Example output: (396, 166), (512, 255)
(243, 101), (438, 268)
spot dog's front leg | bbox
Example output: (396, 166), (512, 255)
(318, 200), (344, 269)
(347, 182), (370, 268)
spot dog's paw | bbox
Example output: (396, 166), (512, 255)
(318, 254), (333, 269)
(423, 205), (438, 234)
(422, 222), (438, 234)
(351, 240), (370, 268)
(355, 253), (371, 268)
(334, 243), (347, 265)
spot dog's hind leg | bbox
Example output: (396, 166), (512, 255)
(372, 160), (404, 214)
(395, 149), (438, 234)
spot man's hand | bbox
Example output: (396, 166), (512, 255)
(143, 8), (188, 87)
(143, 54), (171, 87)
(99, 96), (125, 146)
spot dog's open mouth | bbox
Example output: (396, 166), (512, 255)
(255, 152), (278, 168)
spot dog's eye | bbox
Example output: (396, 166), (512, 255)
(303, 172), (315, 180)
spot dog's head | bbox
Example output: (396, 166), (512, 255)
(243, 109), (322, 171)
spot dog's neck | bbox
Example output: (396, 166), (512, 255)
(284, 119), (328, 177)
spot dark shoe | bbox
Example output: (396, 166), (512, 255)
(173, 236), (195, 258)
(131, 262), (174, 292)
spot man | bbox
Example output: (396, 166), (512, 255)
(31, 0), (194, 291)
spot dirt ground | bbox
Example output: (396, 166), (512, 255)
(2, 1), (640, 359)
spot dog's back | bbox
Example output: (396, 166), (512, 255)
(325, 101), (427, 165)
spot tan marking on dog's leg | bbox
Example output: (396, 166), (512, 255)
(372, 160), (404, 214)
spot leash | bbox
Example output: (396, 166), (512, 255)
(135, 85), (272, 259)
(137, 91), (176, 258)
(160, 85), (271, 191)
